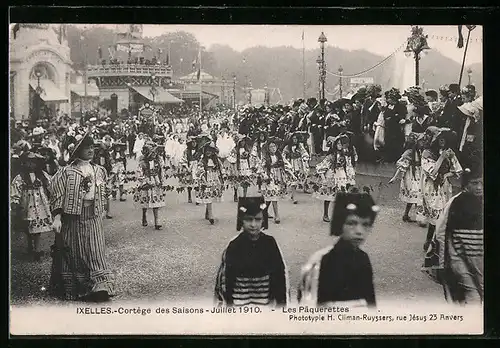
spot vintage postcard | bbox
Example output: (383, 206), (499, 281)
(9, 23), (483, 335)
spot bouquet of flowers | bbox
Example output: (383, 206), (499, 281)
(81, 175), (92, 193)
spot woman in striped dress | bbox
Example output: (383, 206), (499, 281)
(214, 196), (289, 307)
(49, 132), (115, 302)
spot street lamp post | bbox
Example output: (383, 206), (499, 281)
(316, 56), (322, 100)
(338, 66), (344, 98)
(80, 27), (91, 115)
(404, 25), (430, 86)
(34, 70), (44, 123)
(221, 77), (226, 106)
(467, 67), (472, 85)
(149, 73), (159, 125)
(232, 73), (236, 110)
(318, 32), (327, 100)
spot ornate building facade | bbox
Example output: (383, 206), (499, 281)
(9, 24), (73, 120)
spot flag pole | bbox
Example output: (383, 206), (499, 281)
(199, 46), (203, 120)
(458, 27), (472, 88)
(302, 30), (306, 99)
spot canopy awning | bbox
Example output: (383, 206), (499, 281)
(169, 90), (219, 100)
(130, 86), (184, 104)
(30, 79), (68, 102)
(71, 84), (100, 97)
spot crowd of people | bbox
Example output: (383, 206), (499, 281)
(10, 82), (483, 307)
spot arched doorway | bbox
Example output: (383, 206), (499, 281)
(29, 62), (59, 122)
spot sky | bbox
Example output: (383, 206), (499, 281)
(81, 24), (483, 65)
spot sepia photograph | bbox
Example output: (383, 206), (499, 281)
(9, 22), (483, 335)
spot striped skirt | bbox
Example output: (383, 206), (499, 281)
(49, 204), (115, 301)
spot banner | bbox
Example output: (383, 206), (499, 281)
(130, 44), (144, 53)
(116, 43), (144, 53)
(116, 44), (129, 52)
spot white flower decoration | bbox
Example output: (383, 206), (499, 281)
(67, 143), (75, 151)
(75, 134), (83, 141)
(346, 203), (357, 210)
(260, 203), (267, 210)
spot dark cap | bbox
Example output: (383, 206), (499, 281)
(330, 192), (380, 236)
(236, 196), (269, 231)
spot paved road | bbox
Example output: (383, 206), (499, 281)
(10, 159), (444, 306)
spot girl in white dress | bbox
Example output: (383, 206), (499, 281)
(259, 137), (295, 224)
(421, 128), (463, 251)
(389, 132), (425, 223)
(313, 134), (357, 222)
(193, 136), (226, 225)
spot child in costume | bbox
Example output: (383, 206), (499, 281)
(421, 128), (463, 251)
(226, 135), (256, 200)
(11, 151), (53, 261)
(214, 196), (289, 307)
(298, 191), (379, 308)
(259, 137), (295, 224)
(283, 131), (310, 204)
(388, 132), (425, 223)
(133, 141), (167, 230)
(178, 137), (200, 204)
(193, 136), (226, 225)
(314, 134), (357, 222)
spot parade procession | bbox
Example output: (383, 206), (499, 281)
(9, 23), (483, 313)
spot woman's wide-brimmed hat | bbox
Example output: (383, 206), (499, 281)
(330, 191), (380, 236)
(288, 131), (308, 144)
(367, 84), (382, 98)
(439, 84), (450, 96)
(461, 84), (476, 96)
(254, 128), (269, 141)
(351, 87), (368, 102)
(153, 134), (165, 145)
(328, 133), (350, 148)
(458, 97), (482, 122)
(197, 135), (219, 153)
(35, 146), (57, 159)
(13, 140), (32, 154)
(430, 127), (456, 147)
(403, 86), (426, 107)
(68, 132), (94, 161)
(384, 87), (402, 102)
(142, 141), (158, 155)
(265, 136), (283, 150)
(112, 141), (128, 150)
(19, 151), (46, 167)
(425, 89), (438, 100)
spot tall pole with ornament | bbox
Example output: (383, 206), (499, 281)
(404, 25), (430, 86)
(318, 32), (327, 100)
